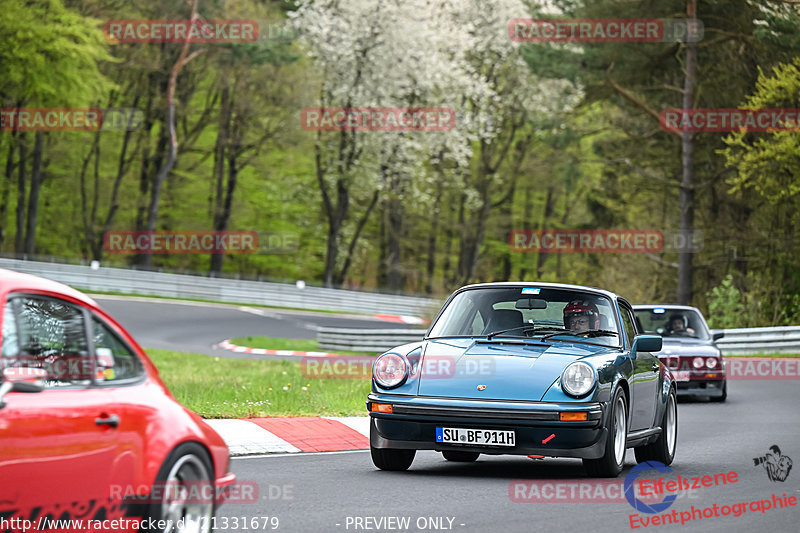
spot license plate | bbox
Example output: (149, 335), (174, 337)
(673, 370), (691, 382)
(435, 427), (515, 447)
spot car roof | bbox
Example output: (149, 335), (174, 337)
(0, 268), (97, 307)
(458, 281), (620, 300)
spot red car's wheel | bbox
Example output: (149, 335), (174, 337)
(142, 442), (214, 533)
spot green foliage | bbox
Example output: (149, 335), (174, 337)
(706, 275), (744, 329)
(0, 0), (115, 104)
(722, 58), (800, 203)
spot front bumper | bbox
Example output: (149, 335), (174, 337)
(215, 472), (237, 506)
(367, 394), (608, 459)
(675, 379), (725, 397)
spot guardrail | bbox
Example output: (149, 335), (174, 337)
(318, 326), (800, 355)
(714, 326), (800, 355)
(0, 258), (438, 317)
(317, 327), (427, 353)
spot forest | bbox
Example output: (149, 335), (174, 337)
(1, 0), (799, 327)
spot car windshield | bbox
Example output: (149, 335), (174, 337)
(634, 308), (710, 340)
(427, 287), (620, 347)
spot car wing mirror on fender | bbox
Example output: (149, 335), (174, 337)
(632, 335), (662, 353)
(0, 367), (46, 408)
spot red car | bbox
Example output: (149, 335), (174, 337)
(0, 269), (235, 532)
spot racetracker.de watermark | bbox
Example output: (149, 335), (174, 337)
(110, 480), (259, 504)
(300, 107), (456, 132)
(660, 108), (800, 132)
(0, 108), (143, 132)
(727, 358), (800, 380)
(509, 478), (702, 504)
(508, 229), (703, 254)
(301, 355), (495, 380)
(509, 18), (703, 43)
(104, 230), (260, 254)
(104, 19), (258, 43)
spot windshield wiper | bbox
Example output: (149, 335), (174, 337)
(484, 326), (567, 340)
(485, 325), (538, 340)
(539, 329), (619, 341)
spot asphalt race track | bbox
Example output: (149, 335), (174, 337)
(220, 379), (799, 533)
(93, 295), (411, 357)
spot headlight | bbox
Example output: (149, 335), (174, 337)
(373, 353), (408, 389)
(706, 357), (718, 369)
(692, 357), (705, 369)
(561, 362), (596, 397)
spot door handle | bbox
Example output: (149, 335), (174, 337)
(95, 414), (120, 428)
(651, 363), (659, 372)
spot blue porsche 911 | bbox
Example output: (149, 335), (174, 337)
(367, 282), (676, 477)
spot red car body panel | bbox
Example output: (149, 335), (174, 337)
(0, 269), (235, 523)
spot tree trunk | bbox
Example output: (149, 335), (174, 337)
(24, 131), (44, 255)
(426, 179), (443, 294)
(1, 130), (17, 248)
(677, 0), (697, 305)
(210, 85), (231, 274)
(338, 189), (379, 286)
(14, 133), (26, 255)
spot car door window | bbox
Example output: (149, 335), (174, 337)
(0, 295), (92, 388)
(92, 318), (144, 382)
(619, 306), (636, 349)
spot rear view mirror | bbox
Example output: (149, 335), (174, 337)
(711, 331), (724, 341)
(515, 298), (547, 310)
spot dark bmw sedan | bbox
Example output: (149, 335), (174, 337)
(633, 305), (726, 402)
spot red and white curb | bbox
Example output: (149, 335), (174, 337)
(214, 339), (343, 357)
(205, 416), (370, 456)
(374, 314), (428, 325)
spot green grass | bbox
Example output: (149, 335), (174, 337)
(146, 348), (371, 418)
(228, 336), (366, 356)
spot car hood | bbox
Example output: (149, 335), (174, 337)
(656, 338), (720, 357)
(417, 338), (618, 401)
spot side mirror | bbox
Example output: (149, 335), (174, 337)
(633, 335), (662, 353)
(0, 367), (46, 407)
(711, 331), (724, 341)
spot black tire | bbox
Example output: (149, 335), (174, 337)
(442, 450), (480, 462)
(370, 446), (416, 471)
(583, 387), (628, 478)
(141, 442), (214, 533)
(634, 387), (677, 465)
(709, 380), (727, 402)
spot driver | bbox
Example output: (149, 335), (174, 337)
(563, 300), (600, 333)
(667, 314), (695, 336)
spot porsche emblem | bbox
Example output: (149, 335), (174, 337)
(477, 384), (487, 391)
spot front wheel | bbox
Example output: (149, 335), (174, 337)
(583, 387), (628, 478)
(371, 446), (415, 471)
(142, 442), (214, 533)
(634, 387), (677, 465)
(442, 450), (480, 462)
(709, 380), (727, 402)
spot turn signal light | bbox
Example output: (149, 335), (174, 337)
(560, 412), (588, 421)
(371, 403), (393, 413)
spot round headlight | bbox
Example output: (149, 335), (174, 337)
(706, 357), (718, 369)
(692, 357), (705, 369)
(561, 362), (596, 397)
(373, 353), (408, 389)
